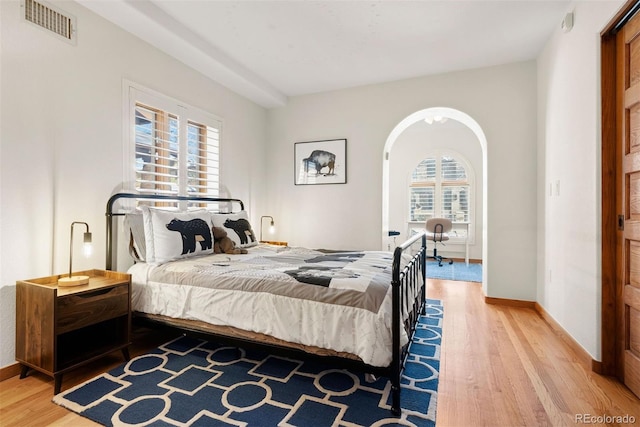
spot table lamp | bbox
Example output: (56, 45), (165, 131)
(58, 221), (92, 286)
(260, 215), (275, 242)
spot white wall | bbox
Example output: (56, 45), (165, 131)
(0, 0), (268, 368)
(389, 121), (483, 260)
(267, 61), (538, 300)
(537, 0), (623, 360)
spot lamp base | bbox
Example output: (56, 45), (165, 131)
(58, 275), (90, 287)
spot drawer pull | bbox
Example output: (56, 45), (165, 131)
(78, 288), (112, 298)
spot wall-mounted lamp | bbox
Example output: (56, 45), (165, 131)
(260, 215), (275, 242)
(58, 221), (92, 287)
(425, 115), (448, 125)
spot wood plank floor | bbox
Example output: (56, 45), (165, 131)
(1, 279), (639, 426)
(431, 280), (640, 426)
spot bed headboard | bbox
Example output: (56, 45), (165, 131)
(105, 192), (245, 270)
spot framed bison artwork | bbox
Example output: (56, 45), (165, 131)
(294, 138), (347, 185)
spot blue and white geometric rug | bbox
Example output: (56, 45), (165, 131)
(53, 300), (443, 427)
(426, 261), (482, 282)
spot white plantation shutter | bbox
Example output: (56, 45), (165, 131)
(410, 158), (436, 221)
(186, 121), (219, 197)
(129, 85), (220, 199)
(409, 186), (434, 221)
(134, 105), (179, 195)
(441, 156), (466, 181)
(412, 158), (436, 182)
(440, 156), (469, 222)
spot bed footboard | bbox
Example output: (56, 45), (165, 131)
(390, 232), (427, 415)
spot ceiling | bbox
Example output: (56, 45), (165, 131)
(77, 0), (572, 108)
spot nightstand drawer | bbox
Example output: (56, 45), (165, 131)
(57, 285), (129, 334)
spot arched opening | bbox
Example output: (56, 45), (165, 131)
(382, 107), (488, 291)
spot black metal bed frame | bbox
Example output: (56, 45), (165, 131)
(105, 192), (426, 415)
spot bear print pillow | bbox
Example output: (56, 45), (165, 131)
(142, 207), (213, 264)
(210, 211), (258, 249)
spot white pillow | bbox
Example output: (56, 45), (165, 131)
(124, 212), (146, 261)
(141, 207), (213, 264)
(211, 211), (258, 248)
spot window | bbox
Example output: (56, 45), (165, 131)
(410, 152), (472, 240)
(127, 84), (220, 199)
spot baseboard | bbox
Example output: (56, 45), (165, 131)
(533, 302), (595, 371)
(484, 296), (536, 308)
(0, 362), (21, 382)
(591, 359), (604, 374)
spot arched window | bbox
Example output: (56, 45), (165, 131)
(410, 152), (473, 241)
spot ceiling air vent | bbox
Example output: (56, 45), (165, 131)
(21, 0), (76, 44)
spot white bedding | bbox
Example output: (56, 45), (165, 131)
(129, 244), (409, 367)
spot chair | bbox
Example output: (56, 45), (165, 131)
(425, 218), (454, 267)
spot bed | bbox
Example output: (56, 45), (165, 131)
(105, 192), (427, 415)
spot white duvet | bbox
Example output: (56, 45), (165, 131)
(129, 244), (409, 367)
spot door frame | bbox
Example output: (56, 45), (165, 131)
(601, 0), (640, 378)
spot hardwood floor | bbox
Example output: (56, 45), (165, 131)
(1, 279), (639, 426)
(431, 279), (640, 426)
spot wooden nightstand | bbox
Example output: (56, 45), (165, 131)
(15, 269), (131, 394)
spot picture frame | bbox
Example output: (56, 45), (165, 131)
(294, 138), (347, 185)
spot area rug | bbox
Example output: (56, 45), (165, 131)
(426, 261), (482, 282)
(53, 300), (442, 427)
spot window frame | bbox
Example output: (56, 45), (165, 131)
(408, 150), (475, 245)
(123, 81), (222, 201)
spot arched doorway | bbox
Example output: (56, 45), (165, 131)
(381, 107), (488, 291)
